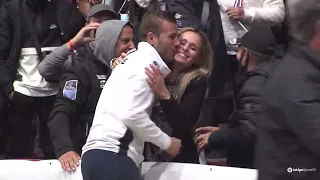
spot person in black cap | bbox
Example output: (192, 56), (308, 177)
(38, 4), (118, 82)
(194, 26), (280, 168)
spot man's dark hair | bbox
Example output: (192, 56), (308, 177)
(139, 11), (176, 41)
(288, 0), (320, 43)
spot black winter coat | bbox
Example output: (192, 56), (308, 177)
(208, 59), (280, 168)
(0, 0), (84, 115)
(255, 43), (320, 180)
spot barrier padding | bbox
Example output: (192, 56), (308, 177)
(0, 160), (258, 180)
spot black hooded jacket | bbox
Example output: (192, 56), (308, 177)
(0, 0), (84, 114)
(208, 58), (280, 168)
(255, 44), (320, 180)
(47, 20), (131, 158)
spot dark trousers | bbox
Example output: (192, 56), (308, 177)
(7, 92), (55, 159)
(82, 149), (140, 180)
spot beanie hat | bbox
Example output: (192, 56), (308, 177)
(240, 26), (276, 57)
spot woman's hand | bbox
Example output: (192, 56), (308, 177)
(145, 64), (171, 100)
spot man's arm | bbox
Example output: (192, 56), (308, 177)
(48, 69), (89, 158)
(243, 0), (285, 25)
(0, 7), (14, 98)
(121, 73), (171, 151)
(38, 44), (73, 82)
(208, 75), (266, 150)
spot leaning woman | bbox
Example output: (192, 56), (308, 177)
(144, 27), (213, 163)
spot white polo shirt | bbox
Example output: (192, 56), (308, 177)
(82, 42), (172, 166)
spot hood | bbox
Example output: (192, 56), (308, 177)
(94, 20), (132, 68)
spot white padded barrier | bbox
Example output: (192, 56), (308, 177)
(0, 160), (258, 180)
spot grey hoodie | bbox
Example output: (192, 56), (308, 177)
(94, 20), (133, 68)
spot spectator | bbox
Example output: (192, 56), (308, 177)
(199, 0), (285, 147)
(48, 19), (134, 171)
(144, 27), (213, 164)
(78, 0), (103, 17)
(0, 0), (81, 159)
(81, 11), (181, 180)
(255, 0), (320, 179)
(38, 4), (118, 82)
(219, 0), (285, 48)
(194, 26), (278, 168)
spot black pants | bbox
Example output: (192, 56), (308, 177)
(7, 92), (55, 159)
(82, 149), (140, 180)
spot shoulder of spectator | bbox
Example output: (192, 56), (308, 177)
(185, 75), (208, 91)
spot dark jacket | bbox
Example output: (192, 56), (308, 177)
(47, 54), (111, 157)
(208, 59), (280, 168)
(0, 0), (84, 114)
(47, 19), (129, 158)
(255, 44), (320, 180)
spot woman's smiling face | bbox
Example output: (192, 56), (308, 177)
(174, 31), (202, 68)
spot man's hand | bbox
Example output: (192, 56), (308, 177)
(195, 126), (219, 134)
(69, 22), (100, 49)
(58, 151), (81, 171)
(166, 137), (182, 157)
(111, 53), (128, 70)
(194, 126), (219, 151)
(226, 7), (245, 20)
(194, 132), (211, 151)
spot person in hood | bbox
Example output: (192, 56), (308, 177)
(47, 20), (135, 171)
(38, 4), (119, 82)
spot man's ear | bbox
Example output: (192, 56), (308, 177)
(146, 32), (158, 46)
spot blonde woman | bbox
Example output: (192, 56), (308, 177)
(144, 27), (213, 163)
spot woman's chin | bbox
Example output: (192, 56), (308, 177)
(174, 55), (187, 63)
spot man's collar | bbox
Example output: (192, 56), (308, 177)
(137, 42), (171, 77)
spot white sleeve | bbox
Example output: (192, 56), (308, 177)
(243, 0), (285, 25)
(121, 73), (171, 151)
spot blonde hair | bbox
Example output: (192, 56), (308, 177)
(173, 27), (214, 103)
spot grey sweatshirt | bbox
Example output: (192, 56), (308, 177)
(38, 44), (73, 81)
(94, 20), (133, 68)
(38, 20), (131, 81)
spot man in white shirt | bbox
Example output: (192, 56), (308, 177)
(81, 11), (181, 180)
(218, 0), (285, 51)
